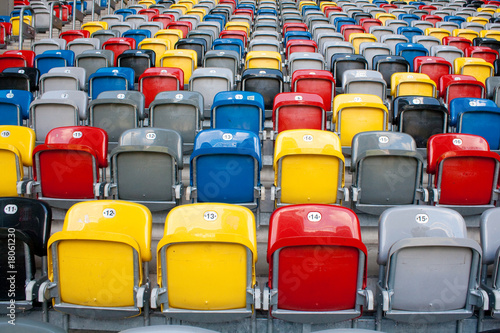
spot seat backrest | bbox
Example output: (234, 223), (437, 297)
(157, 203), (256, 315)
(45, 126), (108, 168)
(268, 204), (366, 313)
(47, 67), (86, 91)
(0, 89), (32, 121)
(211, 91), (265, 136)
(189, 67), (234, 113)
(40, 90), (89, 121)
(273, 92), (326, 133)
(89, 67), (135, 99)
(190, 129), (261, 203)
(291, 69), (334, 112)
(273, 129), (345, 205)
(160, 49), (198, 85)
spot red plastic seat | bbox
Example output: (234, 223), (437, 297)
(219, 29), (247, 46)
(32, 126), (108, 202)
(439, 74), (485, 104)
(138, 67), (184, 108)
(53, 5), (70, 22)
(282, 23), (308, 37)
(340, 24), (366, 41)
(323, 6), (343, 17)
(422, 14), (442, 25)
(0, 22), (12, 37)
(3, 50), (35, 67)
(419, 5), (438, 14)
(59, 30), (90, 43)
(285, 39), (318, 58)
(233, 8), (254, 20)
(266, 204), (370, 323)
(151, 14), (175, 28)
(380, 4), (398, 12)
(102, 37), (136, 64)
(414, 56), (452, 88)
(442, 36), (472, 53)
(291, 69), (335, 112)
(465, 46), (499, 64)
(272, 92), (327, 133)
(167, 21), (193, 38)
(427, 133), (500, 211)
(360, 18), (383, 31)
(138, 8), (160, 20)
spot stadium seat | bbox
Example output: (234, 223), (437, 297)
(331, 54), (368, 88)
(395, 43), (429, 71)
(187, 129), (263, 211)
(376, 206), (487, 328)
(149, 91), (203, 152)
(30, 90), (88, 143)
(66, 38), (100, 57)
(480, 207), (500, 318)
(0, 125), (35, 197)
(241, 68), (284, 118)
(40, 200), (152, 318)
(372, 55), (410, 89)
(264, 204), (373, 323)
(465, 46), (499, 64)
(76, 50), (114, 88)
(138, 67), (184, 109)
(160, 49), (197, 85)
(291, 69), (335, 112)
(333, 94), (389, 147)
(350, 132), (426, 214)
(359, 42), (390, 70)
(391, 72), (437, 98)
(39, 67), (86, 94)
(211, 91), (265, 139)
(117, 49), (155, 83)
(414, 56), (452, 88)
(454, 57), (494, 85)
(245, 51), (282, 70)
(151, 203), (259, 322)
(342, 69), (386, 101)
(271, 129), (347, 207)
(392, 96), (448, 148)
(272, 92), (327, 136)
(81, 21), (108, 35)
(89, 90), (145, 146)
(203, 50), (241, 81)
(175, 37), (207, 67)
(449, 97), (500, 150)
(88, 67), (135, 100)
(34, 50), (75, 76)
(427, 133), (500, 215)
(106, 128), (183, 211)
(0, 89), (32, 125)
(28, 126), (108, 208)
(32, 38), (66, 55)
(439, 74), (485, 105)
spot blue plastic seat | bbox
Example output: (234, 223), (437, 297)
(444, 15), (466, 25)
(204, 14), (226, 30)
(122, 29), (152, 45)
(258, 8), (278, 16)
(211, 91), (265, 138)
(188, 129), (263, 210)
(115, 8), (136, 19)
(34, 50), (75, 75)
(88, 67), (135, 100)
(399, 14), (419, 24)
(449, 97), (500, 150)
(397, 27), (423, 41)
(333, 17), (356, 32)
(0, 89), (32, 125)
(283, 31), (312, 45)
(395, 43), (428, 71)
(212, 38), (245, 58)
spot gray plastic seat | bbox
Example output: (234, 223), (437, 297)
(461, 22), (484, 34)
(480, 208), (500, 318)
(369, 26), (396, 41)
(107, 128), (183, 212)
(188, 29), (216, 48)
(486, 76), (500, 102)
(91, 29), (121, 45)
(39, 66), (86, 93)
(386, 19), (409, 30)
(248, 39), (281, 53)
(125, 14), (149, 27)
(203, 50), (241, 81)
(376, 206), (487, 329)
(149, 90), (204, 153)
(32, 38), (66, 55)
(109, 22), (136, 36)
(101, 14), (123, 26)
(430, 45), (463, 70)
(436, 21), (460, 33)
(323, 41), (355, 70)
(251, 30), (281, 42)
(350, 131), (426, 214)
(67, 38), (101, 57)
(196, 22), (220, 39)
(412, 35), (441, 52)
(138, 22), (164, 36)
(359, 42), (391, 70)
(31, 90), (88, 143)
(342, 70), (387, 101)
(411, 20), (434, 32)
(312, 24), (337, 42)
(288, 52), (325, 74)
(380, 34), (409, 54)
(189, 67), (234, 117)
(76, 49), (114, 89)
(316, 32), (344, 52)
(179, 15), (200, 29)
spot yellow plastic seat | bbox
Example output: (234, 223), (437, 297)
(160, 49), (197, 85)
(299, 1), (317, 11)
(187, 8), (206, 21)
(454, 57), (493, 85)
(10, 16), (32, 36)
(375, 13), (397, 25)
(138, 38), (170, 66)
(245, 50), (282, 69)
(0, 126), (35, 197)
(155, 29), (184, 44)
(348, 33), (377, 54)
(272, 129), (346, 206)
(178, 0), (195, 10)
(43, 200), (152, 318)
(225, 21), (251, 36)
(425, 27), (451, 42)
(452, 28), (480, 41)
(170, 4), (189, 14)
(466, 16), (489, 26)
(332, 94), (389, 147)
(320, 1), (338, 11)
(390, 72), (437, 98)
(478, 7), (496, 16)
(81, 21), (108, 35)
(480, 30), (500, 41)
(138, 0), (156, 7)
(151, 203), (258, 322)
